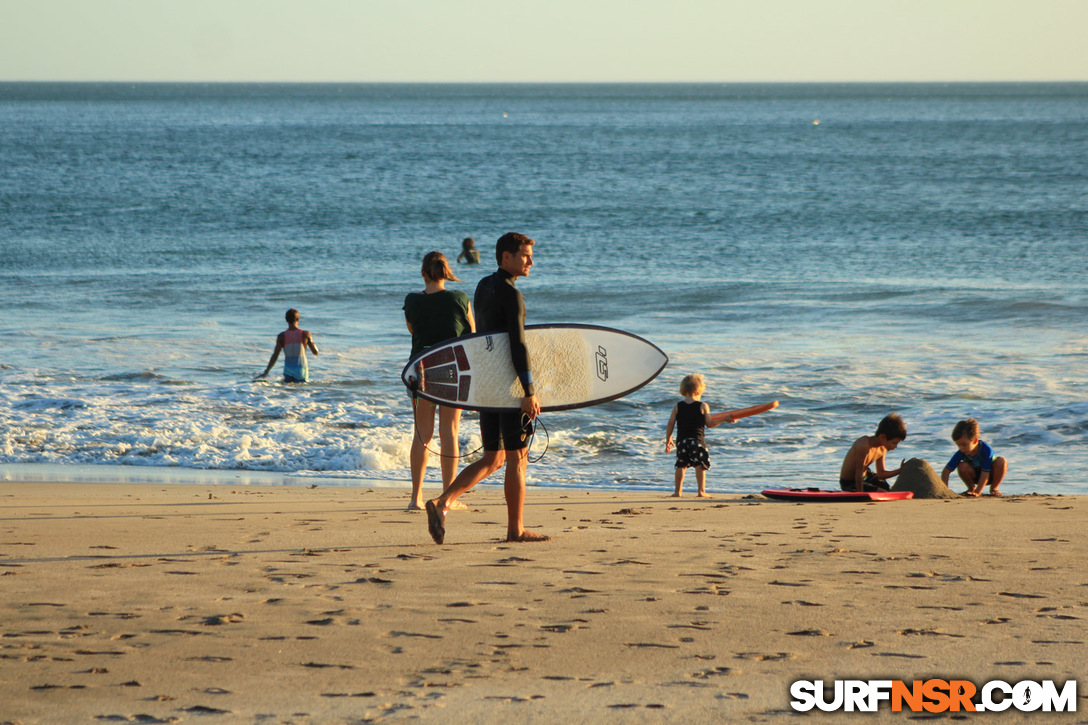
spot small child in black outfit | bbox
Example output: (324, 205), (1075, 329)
(665, 373), (734, 497)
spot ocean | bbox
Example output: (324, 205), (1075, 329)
(2, 82), (1086, 495)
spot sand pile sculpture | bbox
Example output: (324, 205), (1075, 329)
(892, 457), (959, 499)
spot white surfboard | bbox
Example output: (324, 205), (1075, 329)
(401, 324), (668, 412)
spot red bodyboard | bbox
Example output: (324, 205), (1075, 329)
(762, 488), (913, 502)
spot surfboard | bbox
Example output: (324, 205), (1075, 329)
(710, 400), (778, 425)
(762, 488), (913, 502)
(401, 323), (668, 412)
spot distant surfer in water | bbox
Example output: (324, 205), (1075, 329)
(839, 414), (905, 492)
(426, 232), (547, 544)
(665, 373), (734, 497)
(404, 251), (476, 510)
(255, 308), (319, 383)
(457, 237), (481, 264)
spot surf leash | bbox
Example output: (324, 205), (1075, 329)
(525, 415), (549, 464)
(411, 411), (548, 464)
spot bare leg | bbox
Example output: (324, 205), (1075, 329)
(988, 457), (1008, 495)
(672, 467), (685, 497)
(437, 405), (462, 490)
(504, 447), (548, 542)
(957, 462), (980, 497)
(409, 399), (437, 509)
(437, 450), (503, 510)
(426, 450), (504, 544)
(695, 466), (711, 498)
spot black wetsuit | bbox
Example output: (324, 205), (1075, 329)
(474, 268), (533, 450)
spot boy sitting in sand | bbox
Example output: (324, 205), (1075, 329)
(839, 414), (906, 492)
(665, 373), (734, 498)
(941, 418), (1008, 497)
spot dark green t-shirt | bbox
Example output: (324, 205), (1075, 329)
(403, 289), (472, 358)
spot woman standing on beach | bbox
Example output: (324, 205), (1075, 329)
(403, 251), (475, 510)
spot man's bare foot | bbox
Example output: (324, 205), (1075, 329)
(696, 492), (712, 498)
(989, 489), (1003, 496)
(425, 500), (446, 544)
(669, 493), (682, 498)
(506, 530), (550, 543)
(408, 502), (424, 511)
(448, 500), (468, 511)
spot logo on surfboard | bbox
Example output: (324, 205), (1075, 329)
(595, 345), (608, 382)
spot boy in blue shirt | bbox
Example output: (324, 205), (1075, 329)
(941, 418), (1008, 497)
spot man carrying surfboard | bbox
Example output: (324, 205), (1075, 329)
(425, 232), (548, 544)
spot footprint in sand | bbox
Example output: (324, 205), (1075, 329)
(93, 714), (176, 723)
(389, 630), (443, 640)
(183, 655), (233, 663)
(691, 666), (733, 679)
(716, 692), (750, 701)
(198, 613), (245, 626)
(735, 652), (796, 662)
(321, 691), (377, 698)
(179, 705), (231, 715)
(302, 661), (355, 670)
(1036, 606), (1081, 620)
(897, 628), (965, 638)
(540, 624), (576, 633)
(608, 703), (666, 709)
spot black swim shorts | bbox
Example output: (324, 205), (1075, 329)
(839, 470), (890, 492)
(675, 438), (710, 470)
(479, 410), (532, 452)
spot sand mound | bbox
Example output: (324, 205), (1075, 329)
(892, 458), (959, 499)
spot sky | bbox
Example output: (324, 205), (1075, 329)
(2, 0), (1087, 83)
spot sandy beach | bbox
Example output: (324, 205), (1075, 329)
(1, 481), (1085, 723)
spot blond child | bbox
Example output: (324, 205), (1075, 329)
(941, 418), (1008, 497)
(665, 373), (734, 497)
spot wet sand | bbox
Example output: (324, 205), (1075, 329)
(1, 482), (1084, 722)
